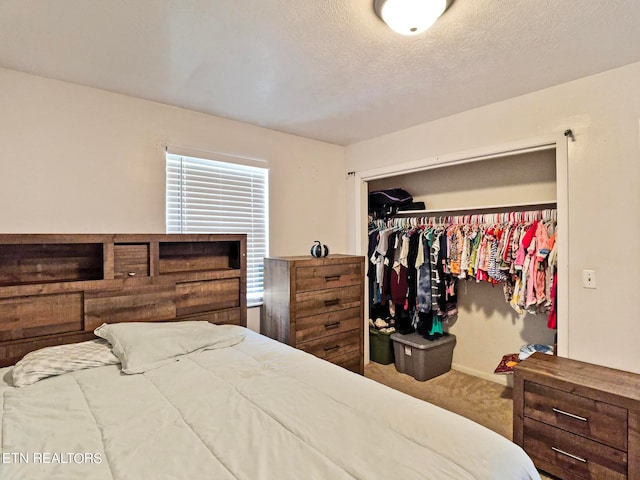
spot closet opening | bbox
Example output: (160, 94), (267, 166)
(352, 137), (568, 386)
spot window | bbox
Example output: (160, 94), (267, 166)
(166, 152), (268, 306)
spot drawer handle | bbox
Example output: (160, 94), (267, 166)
(324, 299), (340, 307)
(324, 321), (341, 330)
(552, 408), (588, 422)
(551, 447), (587, 463)
(324, 345), (340, 353)
(127, 272), (137, 277)
(325, 275), (341, 282)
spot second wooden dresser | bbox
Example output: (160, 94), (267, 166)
(261, 255), (364, 374)
(513, 352), (640, 480)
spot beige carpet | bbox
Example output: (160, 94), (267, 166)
(364, 362), (557, 480)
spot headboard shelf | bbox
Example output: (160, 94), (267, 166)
(0, 233), (247, 367)
(158, 240), (242, 273)
(0, 242), (104, 286)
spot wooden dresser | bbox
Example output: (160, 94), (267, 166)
(0, 234), (246, 367)
(513, 352), (640, 480)
(261, 255), (364, 374)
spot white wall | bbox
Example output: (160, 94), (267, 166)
(0, 68), (347, 332)
(346, 61), (640, 375)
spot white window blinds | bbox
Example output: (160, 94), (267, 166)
(166, 153), (268, 306)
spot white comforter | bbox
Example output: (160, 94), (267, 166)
(0, 327), (539, 479)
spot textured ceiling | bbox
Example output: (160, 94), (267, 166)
(1, 0), (640, 145)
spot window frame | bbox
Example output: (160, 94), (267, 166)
(166, 151), (269, 306)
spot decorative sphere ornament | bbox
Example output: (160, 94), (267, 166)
(310, 241), (329, 258)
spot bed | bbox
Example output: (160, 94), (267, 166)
(0, 321), (540, 480)
(0, 234), (539, 479)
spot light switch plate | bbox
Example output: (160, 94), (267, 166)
(583, 269), (596, 289)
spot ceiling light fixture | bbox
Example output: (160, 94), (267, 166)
(374, 0), (452, 36)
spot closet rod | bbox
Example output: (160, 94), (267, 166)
(393, 200), (557, 216)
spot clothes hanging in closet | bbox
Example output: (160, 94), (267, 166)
(367, 209), (558, 337)
(368, 224), (459, 339)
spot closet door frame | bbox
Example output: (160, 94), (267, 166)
(351, 134), (569, 363)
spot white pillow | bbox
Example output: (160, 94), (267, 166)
(94, 321), (245, 374)
(11, 339), (120, 387)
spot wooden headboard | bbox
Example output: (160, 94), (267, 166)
(0, 234), (247, 367)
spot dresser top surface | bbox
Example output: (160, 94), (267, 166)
(265, 254), (363, 262)
(515, 352), (640, 404)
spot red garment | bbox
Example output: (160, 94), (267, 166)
(521, 220), (538, 250)
(390, 265), (409, 305)
(515, 221), (538, 268)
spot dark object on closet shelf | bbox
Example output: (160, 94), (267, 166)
(397, 201), (426, 212)
(368, 188), (413, 219)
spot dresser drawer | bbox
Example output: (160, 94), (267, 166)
(295, 263), (361, 292)
(297, 330), (360, 363)
(524, 417), (627, 480)
(295, 307), (361, 343)
(524, 381), (628, 451)
(296, 285), (361, 318)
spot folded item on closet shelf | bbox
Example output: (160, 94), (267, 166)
(518, 343), (553, 361)
(368, 188), (414, 219)
(397, 201), (426, 212)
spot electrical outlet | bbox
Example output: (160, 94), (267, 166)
(583, 270), (596, 289)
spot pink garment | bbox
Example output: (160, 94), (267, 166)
(534, 265), (547, 304)
(532, 223), (549, 303)
(547, 273), (558, 329)
(535, 222), (551, 261)
(514, 221), (538, 268)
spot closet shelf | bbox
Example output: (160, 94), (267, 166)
(394, 200), (557, 216)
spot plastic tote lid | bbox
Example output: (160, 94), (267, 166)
(390, 332), (456, 350)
